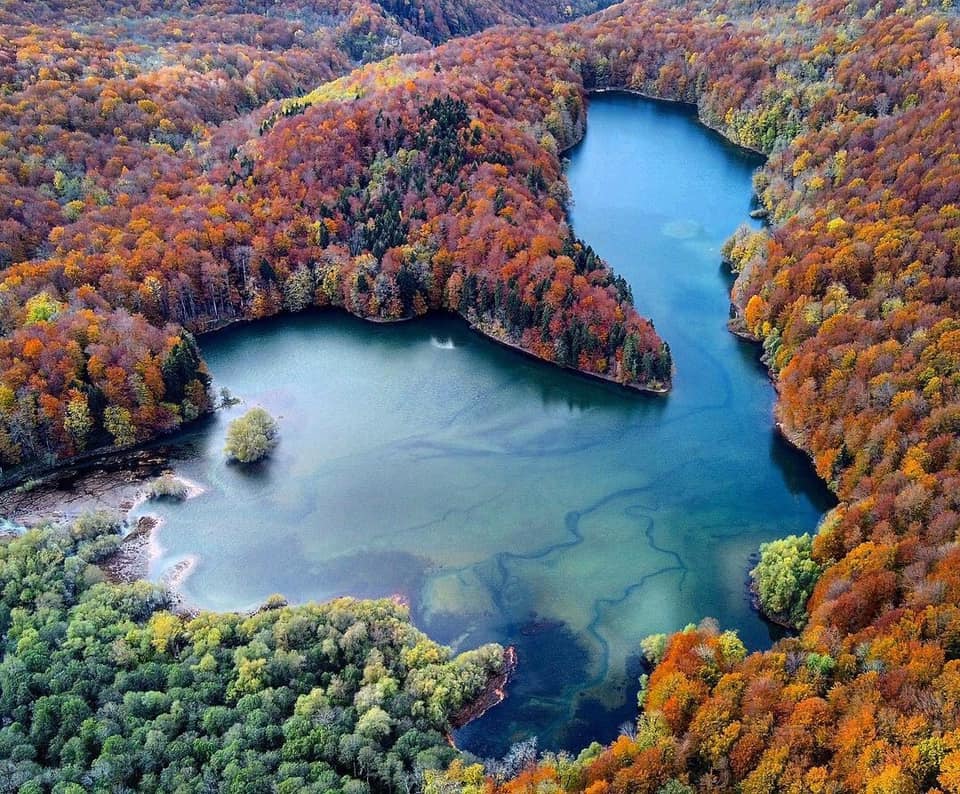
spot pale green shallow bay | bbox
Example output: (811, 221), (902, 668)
(135, 94), (832, 755)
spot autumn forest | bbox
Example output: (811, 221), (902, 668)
(2, 0), (960, 791)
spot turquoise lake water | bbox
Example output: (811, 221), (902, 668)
(135, 93), (832, 755)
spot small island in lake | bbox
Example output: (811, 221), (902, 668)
(224, 407), (280, 464)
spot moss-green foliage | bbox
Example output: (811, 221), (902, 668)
(0, 518), (504, 792)
(23, 292), (62, 324)
(805, 652), (836, 677)
(148, 473), (189, 501)
(640, 633), (668, 666)
(750, 533), (822, 628)
(657, 781), (695, 794)
(224, 407), (279, 463)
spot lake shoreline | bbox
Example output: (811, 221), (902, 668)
(746, 577), (800, 632)
(467, 320), (670, 395)
(0, 452), (172, 528)
(97, 511), (516, 738)
(101, 514), (160, 585)
(0, 441), (179, 501)
(0, 301), (666, 496)
(573, 87), (767, 158)
(450, 646), (519, 733)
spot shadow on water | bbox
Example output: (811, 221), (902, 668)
(453, 620), (595, 758)
(289, 549), (432, 606)
(561, 651), (648, 751)
(769, 433), (838, 514)
(212, 310), (661, 420)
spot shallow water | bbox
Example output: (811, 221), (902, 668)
(135, 93), (832, 756)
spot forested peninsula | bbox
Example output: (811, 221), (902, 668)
(0, 0), (669, 479)
(2, 0), (960, 792)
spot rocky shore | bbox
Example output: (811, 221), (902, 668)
(99, 512), (201, 616)
(0, 453), (169, 528)
(100, 514), (158, 584)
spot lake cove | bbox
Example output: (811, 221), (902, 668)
(133, 94), (833, 755)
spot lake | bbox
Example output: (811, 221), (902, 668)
(134, 93), (832, 756)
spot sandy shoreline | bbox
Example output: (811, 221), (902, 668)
(160, 554), (201, 615)
(0, 462), (208, 618)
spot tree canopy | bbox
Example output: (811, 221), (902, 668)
(750, 533), (823, 629)
(224, 408), (280, 464)
(0, 515), (505, 792)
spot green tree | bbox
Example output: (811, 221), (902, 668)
(63, 393), (93, 450)
(750, 533), (822, 628)
(356, 706), (393, 740)
(224, 407), (279, 463)
(282, 267), (315, 312)
(104, 405), (136, 447)
(24, 292), (62, 324)
(161, 332), (209, 404)
(640, 633), (668, 665)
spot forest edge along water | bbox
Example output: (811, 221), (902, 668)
(0, 94), (834, 757)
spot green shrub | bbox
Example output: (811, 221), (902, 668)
(224, 407), (279, 463)
(640, 633), (668, 666)
(71, 510), (122, 540)
(805, 652), (836, 677)
(148, 473), (188, 501)
(750, 533), (822, 628)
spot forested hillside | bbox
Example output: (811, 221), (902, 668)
(0, 514), (506, 790)
(0, 0), (663, 476)
(3, 0), (960, 791)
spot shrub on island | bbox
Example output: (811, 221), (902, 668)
(224, 407), (279, 463)
(148, 473), (188, 501)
